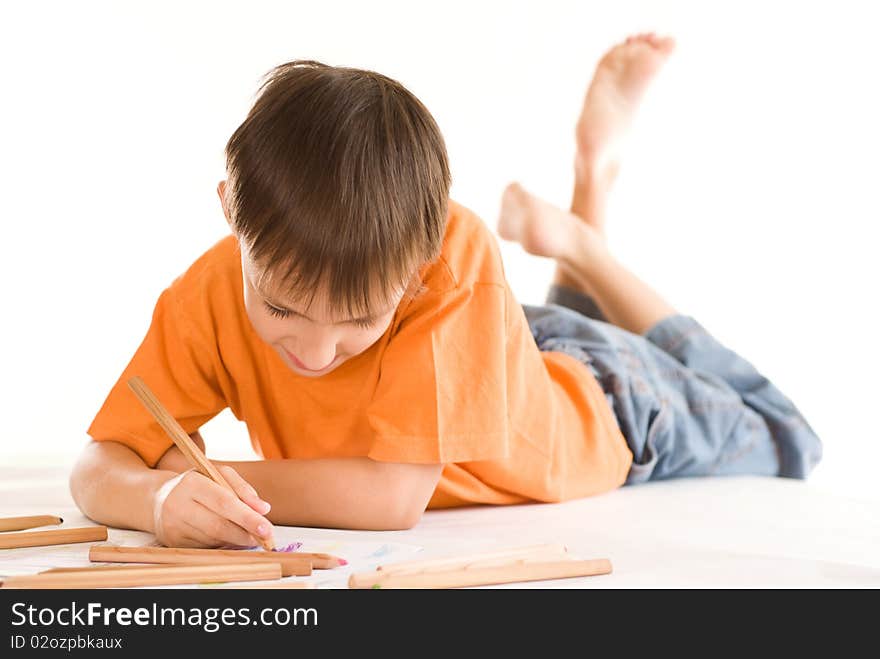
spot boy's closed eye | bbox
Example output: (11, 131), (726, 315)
(262, 300), (378, 329)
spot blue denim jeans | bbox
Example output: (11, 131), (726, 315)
(524, 285), (822, 483)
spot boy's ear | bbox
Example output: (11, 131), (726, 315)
(217, 180), (232, 227)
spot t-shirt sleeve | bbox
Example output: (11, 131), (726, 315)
(87, 285), (227, 467)
(366, 281), (510, 464)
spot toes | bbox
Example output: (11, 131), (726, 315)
(644, 33), (676, 53)
(503, 181), (526, 201)
(497, 183), (529, 242)
(625, 32), (675, 53)
(656, 36), (676, 53)
(501, 181), (531, 214)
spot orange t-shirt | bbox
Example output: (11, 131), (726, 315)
(88, 200), (632, 508)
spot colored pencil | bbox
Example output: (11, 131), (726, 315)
(127, 376), (275, 551)
(88, 545), (313, 576)
(0, 515), (64, 532)
(42, 564), (185, 574)
(1, 562), (282, 589)
(349, 558), (613, 589)
(376, 543), (569, 575)
(0, 526), (107, 550)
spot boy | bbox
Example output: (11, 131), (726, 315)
(71, 34), (821, 549)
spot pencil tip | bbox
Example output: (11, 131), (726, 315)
(58, 518), (64, 524)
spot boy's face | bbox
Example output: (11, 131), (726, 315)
(219, 181), (403, 378)
(239, 254), (403, 378)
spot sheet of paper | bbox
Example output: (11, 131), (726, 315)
(263, 528), (423, 589)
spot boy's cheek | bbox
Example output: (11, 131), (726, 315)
(243, 308), (279, 345)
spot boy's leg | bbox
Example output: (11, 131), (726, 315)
(500, 34), (822, 479)
(545, 283), (607, 322)
(502, 185), (823, 480)
(559, 33), (674, 318)
(501, 171), (822, 481)
(500, 182), (676, 337)
(501, 34), (676, 324)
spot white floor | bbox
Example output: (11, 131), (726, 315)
(2, 465), (878, 588)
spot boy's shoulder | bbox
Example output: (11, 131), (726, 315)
(164, 234), (241, 310)
(432, 199), (507, 292)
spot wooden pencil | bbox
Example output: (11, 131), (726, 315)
(376, 543), (569, 575)
(0, 526), (107, 550)
(42, 564), (191, 574)
(127, 376), (275, 551)
(88, 545), (314, 576)
(1, 562), (282, 589)
(349, 558), (613, 589)
(0, 515), (64, 532)
(90, 544), (338, 570)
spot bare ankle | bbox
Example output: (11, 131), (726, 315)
(570, 158), (611, 237)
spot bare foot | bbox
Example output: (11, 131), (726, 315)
(572, 33), (675, 235)
(498, 182), (604, 264)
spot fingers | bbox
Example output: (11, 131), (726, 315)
(181, 503), (257, 548)
(218, 467), (276, 549)
(219, 465), (271, 515)
(191, 474), (273, 545)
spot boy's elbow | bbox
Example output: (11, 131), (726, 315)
(378, 463), (441, 530)
(362, 487), (427, 531)
(69, 439), (146, 517)
(391, 503), (426, 531)
(372, 504), (424, 531)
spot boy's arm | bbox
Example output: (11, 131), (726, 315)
(222, 458), (443, 530)
(158, 449), (443, 530)
(70, 439), (174, 533)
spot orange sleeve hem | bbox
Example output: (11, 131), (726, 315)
(87, 424), (174, 468)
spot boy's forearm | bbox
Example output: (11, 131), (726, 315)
(213, 457), (440, 531)
(70, 440), (174, 534)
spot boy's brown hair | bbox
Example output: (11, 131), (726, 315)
(224, 60), (451, 318)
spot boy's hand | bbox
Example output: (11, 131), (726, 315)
(151, 466), (274, 548)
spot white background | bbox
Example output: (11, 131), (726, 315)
(1, 1), (877, 501)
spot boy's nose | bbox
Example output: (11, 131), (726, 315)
(288, 342), (336, 371)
